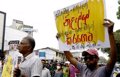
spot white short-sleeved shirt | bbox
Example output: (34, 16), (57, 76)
(19, 52), (43, 77)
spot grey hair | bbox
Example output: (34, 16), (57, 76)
(23, 36), (35, 50)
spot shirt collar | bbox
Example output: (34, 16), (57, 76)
(25, 52), (34, 60)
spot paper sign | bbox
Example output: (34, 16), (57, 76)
(54, 0), (110, 51)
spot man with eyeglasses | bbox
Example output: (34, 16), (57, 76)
(56, 19), (117, 77)
(13, 36), (43, 77)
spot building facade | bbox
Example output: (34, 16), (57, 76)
(36, 47), (66, 62)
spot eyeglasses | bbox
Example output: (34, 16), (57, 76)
(83, 56), (96, 61)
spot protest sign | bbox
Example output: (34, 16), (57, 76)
(54, 0), (110, 51)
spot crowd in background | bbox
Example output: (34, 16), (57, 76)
(41, 59), (81, 77)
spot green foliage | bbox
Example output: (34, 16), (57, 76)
(101, 30), (120, 62)
(116, 29), (120, 32)
(114, 29), (120, 43)
(117, 0), (120, 19)
(114, 30), (120, 62)
(116, 43), (120, 62)
(118, 0), (120, 4)
(117, 11), (120, 19)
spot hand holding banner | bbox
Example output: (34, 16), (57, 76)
(54, 0), (110, 51)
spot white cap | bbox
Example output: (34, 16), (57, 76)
(65, 61), (70, 64)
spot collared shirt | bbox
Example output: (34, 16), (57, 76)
(42, 67), (51, 77)
(19, 52), (43, 77)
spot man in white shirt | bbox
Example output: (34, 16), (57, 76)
(13, 36), (43, 77)
(41, 60), (51, 77)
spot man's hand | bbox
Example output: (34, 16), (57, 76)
(13, 67), (21, 77)
(103, 19), (114, 34)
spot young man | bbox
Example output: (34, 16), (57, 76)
(41, 59), (51, 77)
(13, 36), (43, 77)
(57, 19), (117, 77)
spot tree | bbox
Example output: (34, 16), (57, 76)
(114, 29), (120, 43)
(117, 0), (120, 19)
(101, 29), (120, 62)
(114, 29), (120, 63)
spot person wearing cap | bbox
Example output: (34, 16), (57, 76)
(56, 19), (117, 77)
(63, 61), (70, 77)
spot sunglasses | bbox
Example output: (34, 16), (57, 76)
(83, 56), (96, 61)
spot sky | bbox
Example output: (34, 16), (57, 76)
(0, 0), (120, 50)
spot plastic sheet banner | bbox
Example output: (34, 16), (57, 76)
(2, 55), (13, 77)
(54, 0), (110, 51)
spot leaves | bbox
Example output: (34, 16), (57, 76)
(101, 29), (120, 62)
(117, 0), (120, 19)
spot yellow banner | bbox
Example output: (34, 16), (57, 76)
(2, 55), (13, 77)
(55, 0), (105, 45)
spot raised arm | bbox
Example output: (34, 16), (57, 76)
(104, 19), (117, 72)
(64, 51), (78, 67)
(56, 33), (79, 67)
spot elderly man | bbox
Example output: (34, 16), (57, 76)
(13, 36), (43, 77)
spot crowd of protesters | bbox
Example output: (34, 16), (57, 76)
(0, 19), (119, 77)
(40, 59), (81, 77)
